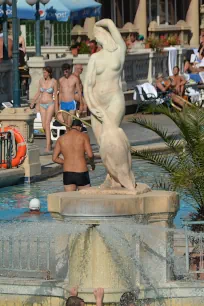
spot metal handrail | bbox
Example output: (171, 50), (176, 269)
(0, 131), (13, 169)
(182, 221), (204, 274)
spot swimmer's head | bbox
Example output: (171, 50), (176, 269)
(72, 119), (83, 131)
(29, 198), (41, 211)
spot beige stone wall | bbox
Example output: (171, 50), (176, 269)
(0, 295), (65, 306)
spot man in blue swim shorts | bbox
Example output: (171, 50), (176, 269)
(58, 63), (82, 128)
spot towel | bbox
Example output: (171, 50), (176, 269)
(164, 47), (178, 76)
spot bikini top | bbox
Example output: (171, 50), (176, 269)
(40, 79), (54, 94)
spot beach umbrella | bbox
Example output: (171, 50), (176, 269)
(0, 0), (101, 21)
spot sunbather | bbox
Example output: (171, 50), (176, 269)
(156, 73), (191, 111)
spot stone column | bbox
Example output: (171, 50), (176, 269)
(84, 17), (96, 40)
(0, 107), (41, 181)
(200, 5), (204, 30)
(27, 56), (45, 100)
(165, 0), (169, 24)
(134, 0), (147, 38)
(48, 189), (179, 303)
(186, 0), (199, 46)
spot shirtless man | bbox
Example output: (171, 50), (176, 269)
(170, 66), (186, 96)
(58, 63), (82, 127)
(52, 119), (95, 192)
(0, 28), (13, 62)
(156, 73), (190, 111)
(74, 64), (88, 117)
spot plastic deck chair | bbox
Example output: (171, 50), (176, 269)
(50, 120), (66, 141)
(134, 86), (171, 113)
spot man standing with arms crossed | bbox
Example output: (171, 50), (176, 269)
(52, 119), (95, 192)
(57, 63), (82, 127)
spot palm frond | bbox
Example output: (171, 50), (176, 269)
(131, 150), (178, 174)
(131, 116), (184, 155)
(131, 105), (204, 217)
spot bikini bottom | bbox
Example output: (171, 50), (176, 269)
(40, 102), (54, 110)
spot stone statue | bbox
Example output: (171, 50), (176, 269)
(84, 19), (136, 192)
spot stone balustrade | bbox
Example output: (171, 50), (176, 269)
(27, 48), (188, 100)
(124, 47), (187, 90)
(201, 5), (204, 30)
(26, 46), (71, 60)
(148, 20), (191, 46)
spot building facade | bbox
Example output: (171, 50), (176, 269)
(96, 0), (204, 46)
(21, 0), (204, 47)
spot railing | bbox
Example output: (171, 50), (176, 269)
(123, 49), (184, 91)
(0, 132), (13, 169)
(0, 236), (55, 279)
(183, 221), (204, 279)
(27, 48), (188, 100)
(26, 46), (72, 60)
(171, 221), (204, 281)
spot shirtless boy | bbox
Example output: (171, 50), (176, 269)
(58, 63), (82, 127)
(170, 66), (186, 96)
(52, 119), (95, 192)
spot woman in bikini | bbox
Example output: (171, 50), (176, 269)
(31, 66), (58, 152)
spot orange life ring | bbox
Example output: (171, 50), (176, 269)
(0, 126), (27, 169)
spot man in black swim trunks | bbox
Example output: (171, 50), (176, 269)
(52, 119), (95, 191)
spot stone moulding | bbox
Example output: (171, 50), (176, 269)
(48, 188), (179, 218)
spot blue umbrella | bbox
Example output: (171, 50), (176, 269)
(0, 0), (101, 21)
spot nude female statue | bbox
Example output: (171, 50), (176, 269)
(84, 19), (126, 144)
(84, 19), (136, 191)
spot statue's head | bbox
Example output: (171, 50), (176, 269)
(94, 25), (118, 52)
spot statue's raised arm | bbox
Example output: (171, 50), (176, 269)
(95, 19), (126, 54)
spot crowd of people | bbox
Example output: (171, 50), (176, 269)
(155, 66), (191, 110)
(70, 32), (144, 56)
(30, 63), (95, 192)
(30, 63), (87, 152)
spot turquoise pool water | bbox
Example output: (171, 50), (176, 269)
(0, 160), (195, 227)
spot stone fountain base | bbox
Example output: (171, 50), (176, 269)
(48, 184), (178, 218)
(0, 189), (203, 305)
(47, 188), (179, 301)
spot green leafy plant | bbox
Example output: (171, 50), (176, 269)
(145, 36), (162, 52)
(78, 42), (91, 54)
(131, 105), (204, 231)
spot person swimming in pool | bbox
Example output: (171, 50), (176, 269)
(31, 66), (58, 153)
(58, 63), (82, 128)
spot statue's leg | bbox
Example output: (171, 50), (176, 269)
(91, 114), (102, 146)
(100, 94), (126, 188)
(106, 92), (126, 127)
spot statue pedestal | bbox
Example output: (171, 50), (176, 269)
(0, 107), (41, 181)
(48, 188), (179, 303)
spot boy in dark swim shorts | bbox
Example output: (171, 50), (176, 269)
(52, 119), (95, 191)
